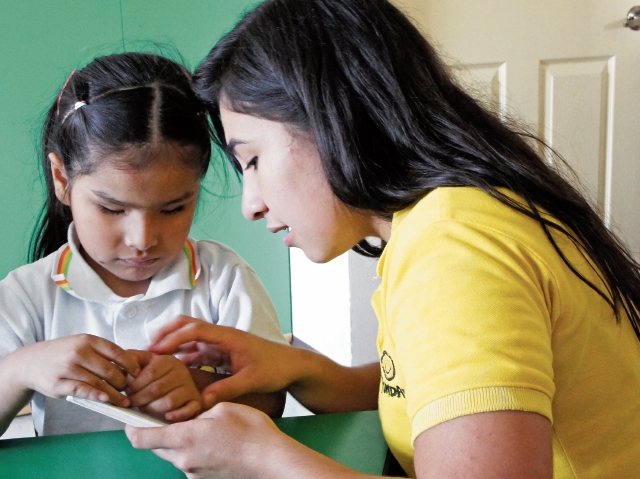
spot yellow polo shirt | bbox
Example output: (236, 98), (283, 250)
(372, 187), (640, 477)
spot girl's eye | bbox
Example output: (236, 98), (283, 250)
(162, 205), (185, 215)
(100, 205), (123, 215)
(244, 156), (258, 171)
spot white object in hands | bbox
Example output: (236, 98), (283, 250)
(66, 396), (169, 428)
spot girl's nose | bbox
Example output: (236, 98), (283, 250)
(125, 214), (158, 251)
(241, 176), (267, 221)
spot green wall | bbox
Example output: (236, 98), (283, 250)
(0, 0), (292, 332)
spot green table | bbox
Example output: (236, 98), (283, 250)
(0, 411), (388, 478)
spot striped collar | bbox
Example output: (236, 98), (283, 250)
(182, 240), (198, 289)
(54, 246), (73, 291)
(50, 224), (201, 302)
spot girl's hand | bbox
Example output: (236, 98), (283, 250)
(16, 334), (140, 407)
(126, 402), (288, 479)
(125, 350), (202, 422)
(148, 316), (299, 410)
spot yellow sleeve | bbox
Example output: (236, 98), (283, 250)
(385, 217), (556, 444)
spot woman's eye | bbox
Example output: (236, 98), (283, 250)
(229, 156), (242, 173)
(244, 156), (258, 171)
(100, 205), (123, 215)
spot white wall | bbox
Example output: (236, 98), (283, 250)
(284, 247), (380, 417)
(348, 251), (381, 366)
(290, 248), (380, 367)
(290, 248), (352, 365)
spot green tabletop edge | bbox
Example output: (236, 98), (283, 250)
(0, 410), (387, 478)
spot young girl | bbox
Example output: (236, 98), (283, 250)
(126, 0), (640, 477)
(0, 52), (286, 437)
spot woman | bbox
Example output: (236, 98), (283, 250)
(126, 0), (640, 477)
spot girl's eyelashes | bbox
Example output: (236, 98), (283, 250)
(99, 205), (123, 215)
(244, 156), (258, 171)
(162, 205), (185, 215)
(99, 205), (186, 215)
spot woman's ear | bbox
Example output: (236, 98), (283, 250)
(48, 153), (71, 205)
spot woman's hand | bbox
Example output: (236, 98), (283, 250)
(150, 316), (379, 414)
(125, 350), (202, 422)
(12, 334), (140, 407)
(126, 402), (286, 479)
(126, 402), (369, 479)
(148, 316), (299, 410)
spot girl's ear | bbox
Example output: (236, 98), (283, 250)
(48, 153), (71, 205)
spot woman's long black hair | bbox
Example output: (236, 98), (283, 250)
(30, 52), (211, 261)
(192, 0), (640, 340)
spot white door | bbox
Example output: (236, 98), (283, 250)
(396, 0), (640, 256)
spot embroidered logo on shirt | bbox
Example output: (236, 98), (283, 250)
(381, 350), (395, 381)
(381, 382), (405, 398)
(379, 351), (405, 398)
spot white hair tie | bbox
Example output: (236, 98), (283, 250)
(74, 101), (86, 110)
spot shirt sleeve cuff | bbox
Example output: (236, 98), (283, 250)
(411, 386), (553, 445)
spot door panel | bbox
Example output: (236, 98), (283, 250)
(452, 62), (507, 117)
(540, 57), (614, 210)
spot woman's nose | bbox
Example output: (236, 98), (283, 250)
(241, 176), (267, 221)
